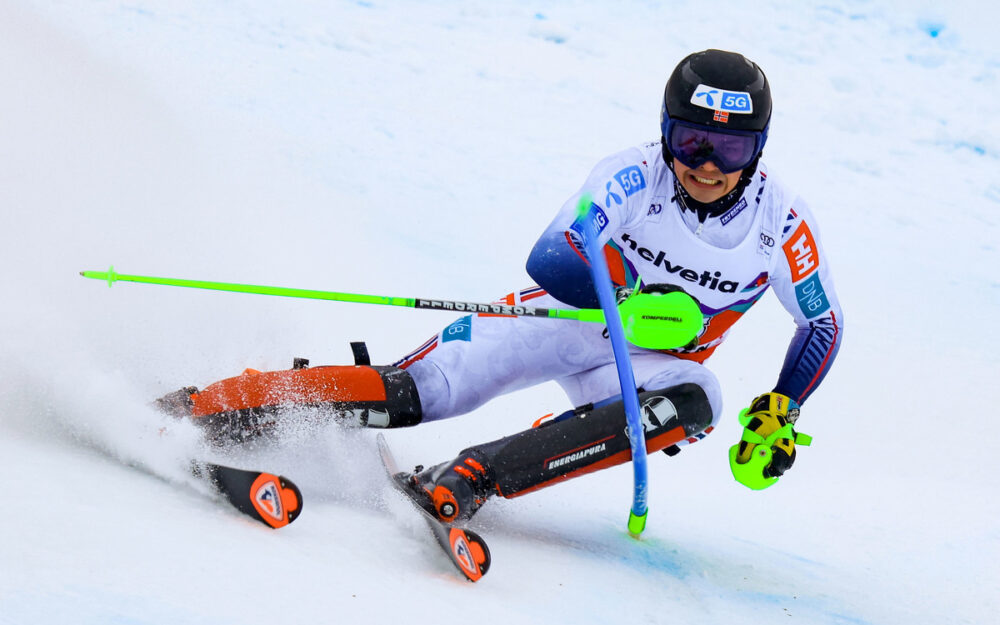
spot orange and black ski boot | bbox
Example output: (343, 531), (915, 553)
(402, 451), (497, 524)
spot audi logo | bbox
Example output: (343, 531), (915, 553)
(759, 233), (775, 247)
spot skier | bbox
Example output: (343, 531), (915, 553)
(160, 49), (843, 523)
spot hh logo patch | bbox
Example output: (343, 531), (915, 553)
(783, 221), (819, 282)
(442, 315), (472, 342)
(794, 272), (831, 317)
(613, 165), (646, 197)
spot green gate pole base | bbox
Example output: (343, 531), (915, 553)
(627, 509), (648, 538)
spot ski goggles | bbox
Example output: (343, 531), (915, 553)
(663, 118), (767, 174)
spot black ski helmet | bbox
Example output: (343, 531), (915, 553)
(660, 49), (772, 162)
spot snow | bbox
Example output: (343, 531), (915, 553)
(1, 1), (998, 623)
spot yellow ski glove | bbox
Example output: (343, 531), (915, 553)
(729, 392), (811, 490)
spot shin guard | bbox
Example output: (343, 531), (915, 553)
(455, 384), (713, 501)
(179, 364), (422, 441)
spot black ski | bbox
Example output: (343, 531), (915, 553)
(191, 461), (303, 529)
(376, 434), (491, 582)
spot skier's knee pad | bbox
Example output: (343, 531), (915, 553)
(189, 364), (422, 435)
(460, 383), (713, 499)
(644, 361), (723, 429)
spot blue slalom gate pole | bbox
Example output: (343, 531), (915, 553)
(572, 195), (649, 537)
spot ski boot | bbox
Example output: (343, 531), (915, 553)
(400, 449), (497, 524)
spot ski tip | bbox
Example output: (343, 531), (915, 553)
(375, 432), (397, 475)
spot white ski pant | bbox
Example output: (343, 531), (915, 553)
(393, 292), (723, 431)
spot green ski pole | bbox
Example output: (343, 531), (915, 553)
(80, 266), (603, 322)
(79, 266), (703, 349)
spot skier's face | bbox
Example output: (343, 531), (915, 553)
(672, 158), (742, 204)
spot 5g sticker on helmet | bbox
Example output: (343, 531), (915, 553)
(690, 83), (754, 114)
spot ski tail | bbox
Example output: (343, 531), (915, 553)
(194, 462), (303, 529)
(440, 523), (490, 583)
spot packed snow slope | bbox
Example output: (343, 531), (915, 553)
(1, 1), (998, 623)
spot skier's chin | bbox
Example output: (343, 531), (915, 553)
(673, 160), (740, 203)
(680, 171), (729, 203)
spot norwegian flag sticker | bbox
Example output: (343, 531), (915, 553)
(713, 110), (729, 123)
